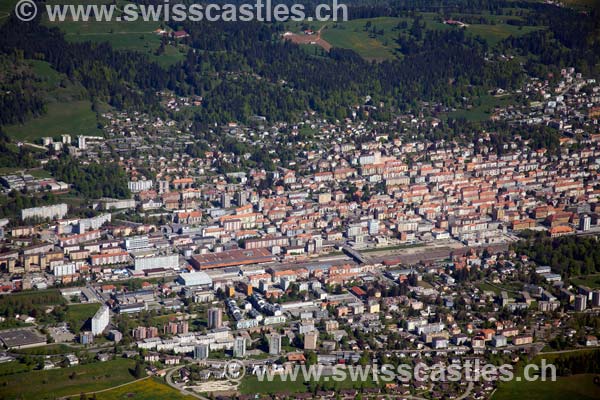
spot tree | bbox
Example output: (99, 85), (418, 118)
(133, 361), (145, 378)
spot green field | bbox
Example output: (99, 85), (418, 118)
(239, 373), (380, 395)
(4, 100), (103, 141)
(29, 60), (64, 89)
(571, 274), (600, 289)
(1, 56), (104, 141)
(493, 373), (600, 400)
(0, 358), (136, 400)
(66, 303), (101, 332)
(478, 282), (502, 295)
(0, 361), (32, 376)
(287, 12), (543, 61)
(42, 0), (185, 67)
(446, 93), (519, 121)
(86, 377), (196, 400)
(321, 18), (404, 61)
(14, 343), (76, 356)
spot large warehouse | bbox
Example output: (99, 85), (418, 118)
(177, 271), (213, 288)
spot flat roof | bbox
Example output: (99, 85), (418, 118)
(0, 328), (46, 349)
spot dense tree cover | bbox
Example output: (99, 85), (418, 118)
(512, 232), (600, 278)
(0, 54), (46, 125)
(0, 131), (40, 169)
(0, 15), (166, 113)
(0, 4), (530, 126)
(168, 17), (523, 124)
(550, 350), (600, 376)
(501, 4), (600, 77)
(0, 0), (597, 128)
(0, 191), (60, 220)
(412, 118), (562, 155)
(45, 156), (131, 199)
(0, 290), (65, 318)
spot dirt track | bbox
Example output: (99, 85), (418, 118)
(283, 26), (332, 52)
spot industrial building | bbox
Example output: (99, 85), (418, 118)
(177, 271), (213, 288)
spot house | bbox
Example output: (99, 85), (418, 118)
(144, 352), (160, 362)
(172, 30), (189, 39)
(162, 355), (181, 365)
(65, 354), (79, 366)
(585, 335), (598, 347)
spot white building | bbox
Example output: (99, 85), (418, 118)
(580, 214), (591, 231)
(368, 219), (379, 235)
(268, 333), (281, 355)
(53, 263), (77, 277)
(234, 337), (246, 358)
(194, 344), (209, 360)
(128, 180), (153, 193)
(91, 306), (109, 336)
(133, 253), (179, 271)
(77, 214), (111, 233)
(177, 271), (213, 288)
(125, 235), (150, 251)
(21, 203), (68, 221)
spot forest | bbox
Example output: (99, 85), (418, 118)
(512, 232), (600, 278)
(1, 0), (597, 130)
(45, 156), (131, 199)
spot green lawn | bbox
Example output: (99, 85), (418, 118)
(29, 60), (63, 88)
(14, 343), (76, 356)
(2, 57), (102, 142)
(0, 358), (136, 400)
(82, 377), (196, 400)
(493, 373), (600, 400)
(66, 303), (101, 332)
(446, 94), (518, 122)
(467, 24), (541, 47)
(478, 282), (501, 295)
(0, 361), (32, 377)
(321, 18), (403, 61)
(561, 0), (600, 9)
(0, 167), (55, 179)
(4, 100), (103, 141)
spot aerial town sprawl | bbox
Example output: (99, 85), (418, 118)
(1, 65), (600, 399)
(1, 0), (600, 398)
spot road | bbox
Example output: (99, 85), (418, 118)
(166, 364), (210, 400)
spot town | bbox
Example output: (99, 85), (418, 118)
(0, 67), (600, 400)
